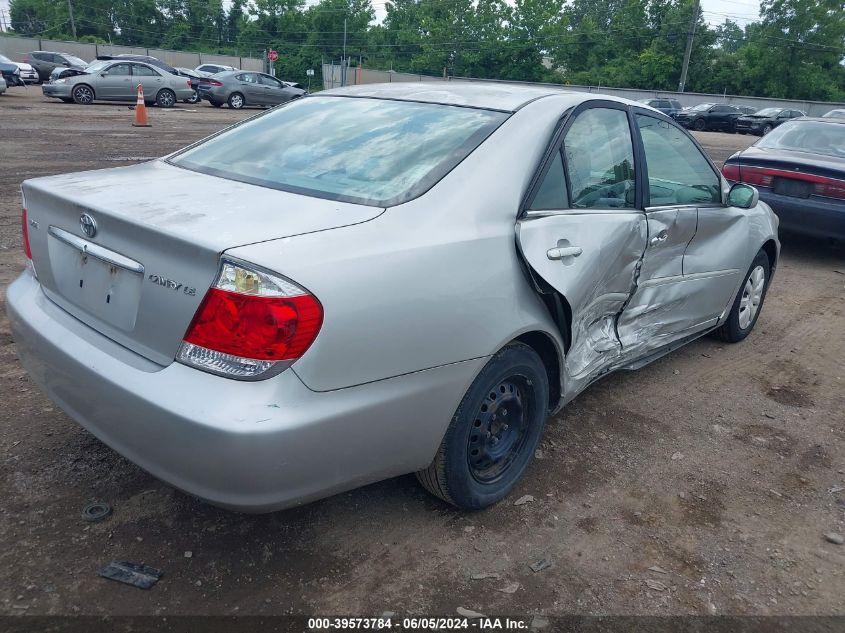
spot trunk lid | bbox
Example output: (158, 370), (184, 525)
(24, 160), (384, 366)
(735, 146), (845, 179)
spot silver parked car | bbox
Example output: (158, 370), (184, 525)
(197, 70), (305, 109)
(8, 84), (779, 512)
(42, 59), (194, 107)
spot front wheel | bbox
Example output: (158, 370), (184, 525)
(693, 118), (706, 131)
(71, 84), (94, 105)
(228, 92), (245, 109)
(713, 250), (770, 343)
(156, 88), (176, 108)
(762, 124), (773, 135)
(416, 343), (549, 509)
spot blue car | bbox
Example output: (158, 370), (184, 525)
(722, 117), (845, 240)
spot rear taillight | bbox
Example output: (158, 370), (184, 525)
(22, 208), (32, 259)
(737, 165), (774, 188)
(721, 163), (740, 181)
(209, 79), (223, 87)
(727, 164), (845, 200)
(177, 259), (323, 380)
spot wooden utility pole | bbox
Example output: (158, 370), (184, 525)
(67, 0), (77, 38)
(677, 0), (700, 93)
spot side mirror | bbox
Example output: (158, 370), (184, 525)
(727, 183), (759, 209)
(62, 62), (70, 67)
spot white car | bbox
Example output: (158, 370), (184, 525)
(0, 75), (6, 94)
(15, 61), (40, 84)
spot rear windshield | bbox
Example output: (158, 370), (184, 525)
(170, 96), (508, 206)
(756, 120), (845, 159)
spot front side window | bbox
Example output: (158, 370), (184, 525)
(636, 114), (721, 206)
(132, 64), (158, 77)
(107, 63), (132, 76)
(259, 74), (282, 87)
(563, 108), (636, 209)
(171, 96), (507, 207)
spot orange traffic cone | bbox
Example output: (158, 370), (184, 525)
(132, 84), (151, 128)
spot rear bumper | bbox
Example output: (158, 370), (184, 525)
(7, 272), (482, 512)
(758, 188), (845, 240)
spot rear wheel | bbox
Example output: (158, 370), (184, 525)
(228, 92), (245, 109)
(184, 90), (199, 104)
(71, 84), (94, 105)
(156, 88), (176, 108)
(713, 250), (770, 343)
(416, 343), (549, 509)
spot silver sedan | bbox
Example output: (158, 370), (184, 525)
(8, 83), (779, 512)
(42, 59), (194, 107)
(197, 70), (305, 109)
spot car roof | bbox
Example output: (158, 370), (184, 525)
(319, 82), (621, 112)
(791, 116), (845, 125)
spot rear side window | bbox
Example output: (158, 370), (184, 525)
(563, 108), (636, 209)
(171, 96), (508, 207)
(529, 151), (568, 210)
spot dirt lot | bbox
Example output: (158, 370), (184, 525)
(1, 88), (844, 618)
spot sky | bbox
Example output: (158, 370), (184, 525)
(0, 0), (764, 35)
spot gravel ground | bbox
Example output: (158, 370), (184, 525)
(1, 88), (844, 617)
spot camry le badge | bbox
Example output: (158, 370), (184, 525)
(79, 213), (97, 238)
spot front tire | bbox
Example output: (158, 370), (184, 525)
(693, 118), (706, 131)
(762, 124), (773, 135)
(713, 250), (770, 343)
(156, 88), (176, 108)
(71, 84), (94, 105)
(228, 92), (245, 109)
(416, 343), (549, 509)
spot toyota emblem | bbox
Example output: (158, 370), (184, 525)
(79, 213), (97, 238)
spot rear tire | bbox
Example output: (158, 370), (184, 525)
(184, 90), (199, 104)
(71, 84), (94, 105)
(416, 343), (549, 509)
(228, 92), (245, 109)
(713, 250), (770, 343)
(156, 88), (176, 108)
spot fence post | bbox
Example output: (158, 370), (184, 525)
(94, 43), (98, 58)
(38, 37), (42, 50)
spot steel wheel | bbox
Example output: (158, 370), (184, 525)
(467, 377), (534, 484)
(738, 265), (766, 330)
(72, 84), (94, 105)
(228, 92), (244, 109)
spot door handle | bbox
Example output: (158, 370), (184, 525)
(547, 246), (583, 260)
(650, 230), (668, 246)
